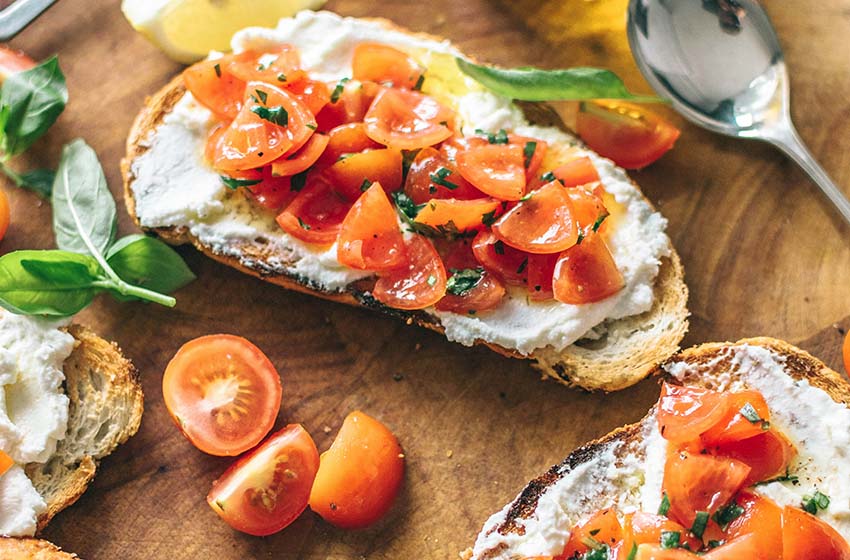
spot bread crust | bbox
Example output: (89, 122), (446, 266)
(0, 537), (78, 559)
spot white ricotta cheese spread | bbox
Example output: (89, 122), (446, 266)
(129, 10), (671, 355)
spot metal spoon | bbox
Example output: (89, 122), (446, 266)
(627, 0), (850, 225)
(0, 0), (58, 41)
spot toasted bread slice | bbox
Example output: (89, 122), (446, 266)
(0, 537), (78, 559)
(465, 338), (850, 559)
(121, 15), (688, 391)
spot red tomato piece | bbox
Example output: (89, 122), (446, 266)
(364, 88), (454, 150)
(286, 78), (331, 116)
(207, 424), (319, 536)
(271, 133), (329, 177)
(575, 101), (680, 170)
(457, 143), (527, 201)
(435, 242), (506, 314)
(510, 134), (548, 182)
(553, 156), (601, 187)
(711, 430), (796, 486)
(663, 449), (751, 528)
(0, 188), (8, 242)
(656, 383), (731, 445)
(276, 177), (352, 245)
(373, 235), (447, 310)
(553, 233), (624, 304)
(700, 390), (771, 446)
(633, 544), (697, 560)
(162, 335), (282, 456)
(0, 45), (35, 82)
(783, 505), (850, 560)
(561, 508), (624, 559)
(319, 122), (382, 165)
(352, 43), (424, 90)
(316, 79), (380, 131)
(324, 148), (403, 201)
(308, 411), (404, 529)
(184, 57), (246, 120)
(700, 533), (766, 560)
(527, 253), (558, 301)
(404, 147), (483, 203)
(471, 230), (530, 286)
(225, 45), (305, 85)
(492, 181), (578, 254)
(721, 492), (783, 557)
(623, 512), (701, 553)
(567, 183), (610, 235)
(337, 183), (406, 271)
(221, 167), (296, 211)
(0, 450), (13, 477)
(415, 198), (501, 232)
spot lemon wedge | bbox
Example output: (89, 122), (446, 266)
(122, 0), (327, 64)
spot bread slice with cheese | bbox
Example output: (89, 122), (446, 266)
(122, 11), (688, 391)
(0, 537), (78, 559)
(464, 338), (850, 559)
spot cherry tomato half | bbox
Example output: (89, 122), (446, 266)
(184, 57), (246, 120)
(276, 176), (352, 245)
(404, 147), (483, 204)
(352, 43), (423, 90)
(364, 88), (454, 150)
(373, 234), (447, 310)
(337, 183), (406, 271)
(553, 232), (624, 304)
(271, 133), (329, 177)
(656, 383), (731, 445)
(492, 180), (578, 254)
(456, 143), (527, 201)
(782, 505), (850, 560)
(324, 148), (403, 201)
(561, 508), (623, 559)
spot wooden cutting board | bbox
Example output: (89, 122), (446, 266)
(3, 0), (849, 557)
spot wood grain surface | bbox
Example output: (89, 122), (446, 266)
(2, 0), (849, 558)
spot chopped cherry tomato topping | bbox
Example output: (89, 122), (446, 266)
(553, 156), (601, 187)
(162, 334), (282, 456)
(309, 411), (404, 529)
(657, 383), (731, 445)
(699, 533), (763, 560)
(711, 430), (796, 487)
(364, 88), (454, 150)
(337, 183), (406, 271)
(286, 78), (331, 115)
(567, 183), (609, 235)
(633, 544), (697, 559)
(457, 143), (527, 201)
(722, 492), (783, 556)
(0, 188), (8, 242)
(700, 390), (770, 446)
(783, 505), (850, 560)
(471, 230), (529, 286)
(527, 253), (557, 301)
(404, 147), (483, 203)
(316, 79), (380, 131)
(575, 101), (680, 170)
(623, 512), (701, 553)
(276, 177), (352, 245)
(0, 449), (12, 477)
(510, 134), (548, 182)
(435, 242), (505, 314)
(553, 232), (624, 304)
(207, 424), (319, 536)
(492, 180), (578, 253)
(561, 508), (623, 559)
(222, 168), (296, 211)
(0, 46), (35, 83)
(184, 58), (246, 120)
(271, 133), (329, 177)
(324, 148), (403, 201)
(225, 45), (305, 85)
(414, 198), (501, 232)
(318, 122), (382, 165)
(352, 43), (423, 90)
(373, 234), (447, 310)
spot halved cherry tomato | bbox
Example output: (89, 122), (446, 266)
(492, 180), (578, 253)
(276, 177), (351, 245)
(553, 233), (624, 304)
(414, 198), (501, 232)
(0, 450), (13, 477)
(337, 183), (406, 271)
(843, 329), (850, 376)
(316, 80), (379, 131)
(404, 147), (483, 203)
(510, 134), (548, 182)
(553, 156), (601, 188)
(722, 492), (783, 557)
(352, 43), (423, 90)
(435, 242), (505, 314)
(309, 411), (404, 529)
(471, 230), (529, 286)
(567, 183), (609, 235)
(527, 253), (557, 301)
(657, 383), (731, 445)
(212, 82), (315, 171)
(0, 46), (35, 82)
(663, 450), (751, 527)
(221, 168), (295, 211)
(225, 45), (305, 85)
(634, 544), (696, 560)
(162, 335), (282, 456)
(271, 133), (329, 177)
(0, 189), (9, 242)
(575, 101), (680, 170)
(318, 122), (382, 165)
(208, 424), (319, 536)
(700, 533), (764, 560)
(700, 391), (770, 446)
(711, 430), (796, 486)
(782, 505), (850, 560)
(622, 512), (701, 553)
(184, 58), (246, 120)
(205, 122), (228, 165)
(286, 79), (331, 115)
(456, 143), (527, 201)
(561, 508), (623, 559)
(324, 148), (403, 201)
(364, 88), (454, 150)
(373, 234), (447, 310)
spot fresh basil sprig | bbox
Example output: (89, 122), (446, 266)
(456, 58), (661, 103)
(0, 139), (195, 317)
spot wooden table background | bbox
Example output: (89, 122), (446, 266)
(3, 0), (849, 558)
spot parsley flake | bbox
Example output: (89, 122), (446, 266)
(540, 171), (556, 183)
(413, 74), (425, 91)
(430, 167), (459, 190)
(658, 493), (671, 516)
(290, 170), (309, 192)
(277, 72), (287, 82)
(213, 63), (221, 78)
(330, 77), (350, 104)
(251, 105), (288, 126)
(220, 175), (261, 190)
(660, 530), (680, 549)
(523, 141), (537, 168)
(482, 210), (497, 227)
(712, 502), (745, 530)
(254, 89), (268, 104)
(360, 179), (373, 192)
(297, 217), (311, 231)
(446, 268), (484, 296)
(802, 490), (831, 515)
(690, 511), (709, 539)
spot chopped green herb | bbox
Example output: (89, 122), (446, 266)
(802, 490), (831, 515)
(306, 122), (317, 130)
(516, 258), (528, 274)
(589, 529), (601, 536)
(592, 213), (608, 232)
(523, 141), (537, 168)
(413, 74), (425, 91)
(540, 171), (556, 183)
(690, 511), (709, 539)
(658, 493), (671, 516)
(755, 467), (799, 486)
(712, 502), (745, 530)
(427, 274), (437, 287)
(220, 175), (261, 190)
(707, 540), (725, 549)
(401, 149), (419, 182)
(491, 129), (509, 144)
(251, 105), (288, 126)
(360, 179), (373, 192)
(256, 60), (271, 71)
(494, 240), (505, 255)
(519, 191), (534, 202)
(660, 530), (680, 549)
(213, 63), (221, 78)
(625, 542), (637, 560)
(482, 210), (497, 227)
(277, 72), (287, 82)
(430, 167), (459, 190)
(446, 268), (484, 296)
(739, 402), (762, 423)
(254, 89), (268, 104)
(330, 77), (350, 103)
(297, 217), (311, 231)
(392, 191), (425, 220)
(576, 231), (585, 245)
(290, 170), (309, 192)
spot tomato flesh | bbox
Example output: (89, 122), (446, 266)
(722, 492), (783, 556)
(276, 177), (352, 245)
(783, 505), (850, 560)
(435, 242), (506, 313)
(324, 148), (403, 201)
(184, 58), (246, 120)
(700, 390), (770, 446)
(657, 383), (731, 445)
(471, 230), (529, 286)
(222, 167), (295, 211)
(553, 232), (624, 304)
(271, 133), (329, 177)
(364, 88), (454, 150)
(415, 198), (501, 232)
(553, 156), (601, 188)
(337, 183), (406, 271)
(843, 329), (850, 377)
(457, 143), (527, 201)
(226, 46), (305, 85)
(712, 430), (796, 487)
(493, 180), (578, 254)
(0, 450), (12, 477)
(163, 335), (282, 456)
(309, 411), (404, 529)
(527, 253), (558, 301)
(316, 79), (379, 131)
(373, 235), (447, 310)
(319, 122), (382, 165)
(208, 424), (319, 536)
(634, 544), (696, 559)
(561, 508), (623, 559)
(352, 43), (423, 90)
(404, 147), (483, 203)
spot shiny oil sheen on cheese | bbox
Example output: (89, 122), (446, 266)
(129, 10), (671, 356)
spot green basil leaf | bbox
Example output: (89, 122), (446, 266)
(106, 234), (196, 297)
(18, 168), (54, 197)
(456, 58), (661, 102)
(0, 250), (101, 316)
(0, 57), (68, 156)
(52, 139), (117, 255)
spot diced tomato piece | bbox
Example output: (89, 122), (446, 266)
(276, 177), (351, 245)
(633, 544), (697, 560)
(225, 45), (306, 85)
(471, 230), (529, 286)
(509, 134), (548, 182)
(221, 168), (296, 211)
(324, 148), (403, 201)
(562, 508), (624, 559)
(271, 133), (329, 177)
(553, 233), (624, 304)
(657, 383), (731, 445)
(415, 198), (501, 232)
(184, 57), (246, 120)
(373, 235), (447, 310)
(711, 430), (796, 486)
(492, 181), (578, 254)
(457, 143), (527, 201)
(721, 492), (783, 557)
(700, 391), (770, 446)
(204, 122), (228, 165)
(337, 183), (406, 271)
(212, 82), (316, 171)
(568, 183), (610, 235)
(700, 533), (766, 560)
(435, 242), (505, 314)
(352, 43), (424, 90)
(663, 450), (751, 528)
(783, 505), (850, 560)
(527, 253), (558, 301)
(286, 79), (331, 116)
(553, 156), (601, 187)
(319, 122), (382, 165)
(622, 512), (701, 553)
(404, 147), (484, 203)
(0, 450), (13, 477)
(364, 88), (454, 150)
(316, 80), (380, 131)
(439, 135), (488, 162)
(575, 101), (680, 170)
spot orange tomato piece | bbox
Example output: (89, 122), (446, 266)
(457, 143), (527, 201)
(561, 508), (624, 558)
(553, 156), (601, 187)
(711, 430), (796, 486)
(721, 492), (783, 556)
(337, 183), (406, 271)
(782, 505), (850, 560)
(364, 88), (454, 150)
(319, 122), (382, 165)
(352, 43), (423, 90)
(324, 148), (403, 201)
(435, 242), (505, 314)
(373, 234), (447, 310)
(414, 198), (501, 232)
(404, 147), (483, 203)
(633, 544), (697, 560)
(316, 79), (380, 131)
(271, 133), (329, 177)
(276, 177), (352, 245)
(553, 232), (624, 304)
(471, 230), (529, 286)
(623, 511), (701, 553)
(0, 449), (12, 476)
(700, 390), (770, 446)
(286, 78), (331, 115)
(567, 183), (610, 234)
(656, 383), (731, 445)
(527, 253), (558, 301)
(510, 134), (548, 182)
(699, 533), (766, 560)
(492, 181), (578, 253)
(221, 167), (296, 211)
(184, 57), (246, 120)
(0, 188), (8, 242)
(225, 45), (305, 85)
(308, 411), (404, 529)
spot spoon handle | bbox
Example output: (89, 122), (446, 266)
(766, 125), (850, 226)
